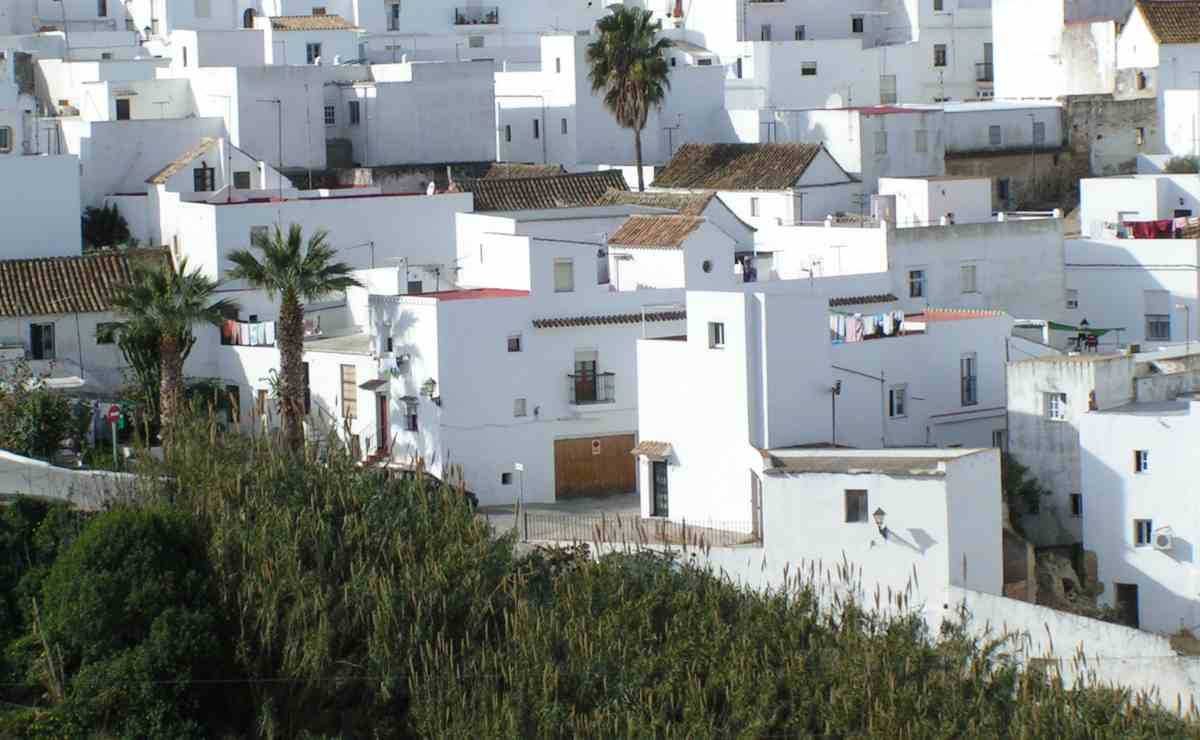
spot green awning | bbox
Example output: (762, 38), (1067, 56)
(1047, 321), (1125, 336)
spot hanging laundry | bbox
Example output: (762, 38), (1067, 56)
(264, 321), (276, 346)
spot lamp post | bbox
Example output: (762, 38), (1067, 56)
(830, 380), (842, 445)
(1179, 303), (1192, 356)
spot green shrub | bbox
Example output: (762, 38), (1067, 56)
(0, 361), (73, 459)
(1165, 156), (1200, 174)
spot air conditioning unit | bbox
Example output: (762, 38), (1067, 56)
(1154, 527), (1175, 551)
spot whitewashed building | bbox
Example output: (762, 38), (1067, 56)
(255, 13), (361, 66)
(0, 154), (83, 258)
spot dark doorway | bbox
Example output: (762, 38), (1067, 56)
(1176, 209), (1193, 218)
(115, 98), (130, 120)
(243, 8), (256, 28)
(1115, 583), (1140, 628)
(376, 394), (388, 453)
(651, 461), (669, 517)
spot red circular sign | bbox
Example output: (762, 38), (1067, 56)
(107, 404), (121, 423)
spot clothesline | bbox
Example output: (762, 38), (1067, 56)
(830, 310), (907, 344)
(221, 320), (277, 348)
(1103, 216), (1200, 239)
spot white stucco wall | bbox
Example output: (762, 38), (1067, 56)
(0, 154), (82, 257)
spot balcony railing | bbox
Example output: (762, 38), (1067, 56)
(568, 372), (615, 405)
(454, 6), (499, 25)
(975, 62), (993, 82)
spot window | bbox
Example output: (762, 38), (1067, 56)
(1065, 289), (1079, 309)
(553, 259), (574, 292)
(1136, 71), (1147, 91)
(851, 16), (864, 33)
(596, 252), (610, 285)
(794, 24), (806, 40)
(323, 105), (335, 125)
(934, 44), (947, 67)
(182, 47), (188, 67)
(1134, 450), (1149, 473)
(1146, 314), (1171, 341)
(908, 269), (925, 298)
(468, 35), (484, 48)
(340, 365), (357, 419)
(888, 385), (907, 418)
(749, 197), (760, 217)
(801, 61), (817, 76)
(960, 353), (978, 406)
(1134, 518), (1153, 546)
(555, 57), (562, 74)
(960, 263), (977, 293)
(193, 165), (215, 192)
(934, 0), (944, 9)
(533, 119), (540, 139)
(311, 7), (327, 15)
(96, 322), (123, 344)
(1070, 493), (1083, 518)
(708, 322), (726, 349)
(303, 362), (311, 414)
(193, 0), (209, 18)
(507, 333), (522, 353)
(0, 126), (12, 153)
(1044, 392), (1067, 421)
(115, 98), (130, 120)
(98, 0), (107, 16)
(992, 429), (1007, 450)
(760, 24), (771, 41)
(404, 399), (418, 431)
(385, 336), (394, 353)
(1033, 121), (1046, 146)
(348, 100), (360, 125)
(504, 125), (512, 143)
(988, 125), (1001, 146)
(407, 280), (423, 295)
(874, 131), (887, 155)
(915, 128), (928, 153)
(844, 490), (868, 523)
(513, 398), (527, 417)
(30, 323), (54, 361)
(306, 43), (322, 65)
(561, 117), (568, 135)
(997, 177), (1011, 204)
(880, 74), (897, 104)
(233, 171), (251, 189)
(388, 2), (400, 31)
(1136, 126), (1146, 147)
(501, 472), (513, 485)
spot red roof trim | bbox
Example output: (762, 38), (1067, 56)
(422, 288), (530, 301)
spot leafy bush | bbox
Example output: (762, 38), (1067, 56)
(0, 361), (74, 459)
(81, 203), (131, 250)
(1165, 156), (1200, 175)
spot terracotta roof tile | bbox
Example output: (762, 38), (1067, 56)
(594, 189), (715, 216)
(829, 293), (898, 308)
(630, 440), (673, 458)
(1137, 1), (1200, 44)
(914, 308), (1008, 322)
(456, 170), (629, 212)
(531, 310), (685, 329)
(0, 249), (169, 318)
(270, 14), (358, 31)
(146, 138), (218, 185)
(653, 143), (824, 190)
(477, 163), (566, 179)
(607, 215), (704, 249)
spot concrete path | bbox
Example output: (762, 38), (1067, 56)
(0, 450), (131, 510)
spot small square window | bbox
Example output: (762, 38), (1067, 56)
(193, 165), (215, 192)
(750, 197), (760, 217)
(349, 100), (361, 126)
(1134, 450), (1149, 473)
(851, 16), (864, 33)
(908, 269), (925, 298)
(760, 24), (771, 41)
(513, 398), (527, 417)
(561, 117), (568, 135)
(960, 263), (977, 293)
(554, 259), (574, 293)
(1065, 289), (1079, 309)
(934, 44), (947, 67)
(1146, 313), (1171, 341)
(708, 322), (725, 349)
(844, 490), (868, 523)
(504, 125), (512, 143)
(1136, 127), (1146, 147)
(1134, 518), (1153, 546)
(507, 333), (522, 352)
(533, 119), (540, 139)
(1070, 493), (1083, 518)
(988, 125), (1002, 146)
(306, 43), (322, 64)
(0, 126), (12, 153)
(801, 61), (817, 76)
(324, 105), (335, 125)
(888, 385), (906, 418)
(555, 57), (562, 73)
(992, 429), (1007, 450)
(468, 35), (484, 49)
(233, 171), (252, 189)
(794, 24), (805, 40)
(1044, 392), (1068, 421)
(501, 472), (513, 485)
(404, 400), (418, 432)
(997, 177), (1011, 204)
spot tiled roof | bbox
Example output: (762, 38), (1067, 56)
(1137, 1), (1200, 44)
(630, 440), (673, 458)
(270, 14), (358, 31)
(146, 138), (217, 185)
(914, 308), (1008, 322)
(607, 215), (705, 249)
(456, 170), (629, 212)
(422, 288), (529, 301)
(0, 249), (169, 318)
(653, 143), (824, 190)
(828, 293), (898, 308)
(593, 189), (715, 216)
(477, 163), (566, 179)
(531, 310), (685, 329)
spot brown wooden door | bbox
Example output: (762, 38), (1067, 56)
(553, 434), (636, 499)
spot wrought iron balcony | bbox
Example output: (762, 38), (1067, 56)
(454, 6), (499, 25)
(568, 372), (615, 405)
(975, 62), (993, 83)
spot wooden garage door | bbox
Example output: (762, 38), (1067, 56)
(554, 434), (636, 499)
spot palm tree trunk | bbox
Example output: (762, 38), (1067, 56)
(278, 293), (306, 452)
(634, 127), (645, 192)
(159, 334), (184, 449)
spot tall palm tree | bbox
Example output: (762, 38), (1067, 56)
(111, 259), (237, 447)
(226, 225), (361, 452)
(587, 8), (672, 192)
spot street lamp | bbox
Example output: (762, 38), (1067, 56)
(1178, 303), (1192, 356)
(873, 507), (888, 539)
(830, 379), (842, 445)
